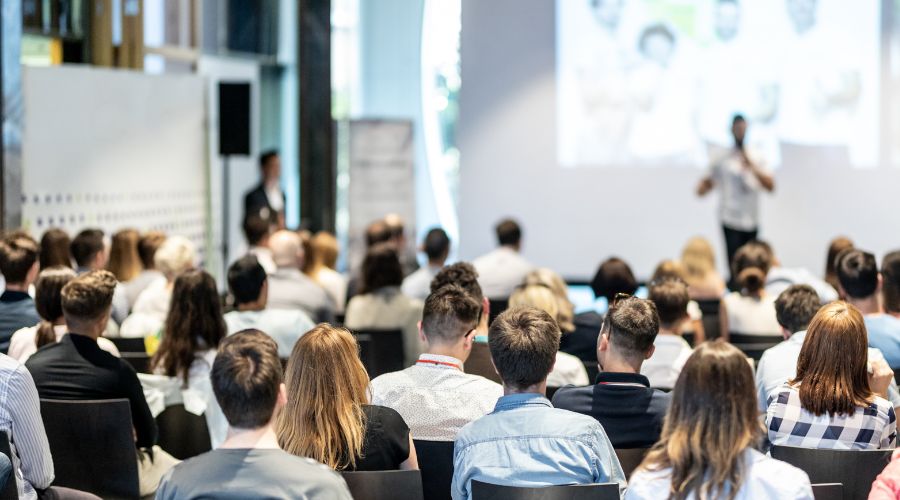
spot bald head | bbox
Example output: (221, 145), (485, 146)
(269, 230), (303, 269)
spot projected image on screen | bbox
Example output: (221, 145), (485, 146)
(557, 0), (881, 169)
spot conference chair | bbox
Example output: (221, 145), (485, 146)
(464, 343), (501, 384)
(615, 448), (650, 479)
(109, 337), (152, 374)
(695, 299), (721, 340)
(470, 481), (619, 500)
(582, 361), (599, 384)
(727, 333), (783, 362)
(546, 387), (560, 400)
(771, 445), (891, 500)
(341, 470), (424, 500)
(156, 404), (212, 460)
(352, 329), (405, 378)
(40, 399), (140, 500)
(413, 440), (454, 500)
(811, 483), (843, 500)
(487, 298), (509, 327)
(0, 433), (17, 500)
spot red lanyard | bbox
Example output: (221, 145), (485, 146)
(416, 359), (462, 371)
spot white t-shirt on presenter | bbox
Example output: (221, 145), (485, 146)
(709, 147), (770, 232)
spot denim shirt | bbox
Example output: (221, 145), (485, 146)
(451, 393), (626, 500)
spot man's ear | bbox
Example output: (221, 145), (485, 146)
(276, 383), (288, 409)
(418, 321), (427, 343)
(645, 344), (656, 360)
(598, 332), (610, 354)
(781, 326), (791, 340)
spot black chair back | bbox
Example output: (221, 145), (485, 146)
(156, 404), (212, 460)
(464, 343), (501, 384)
(771, 445), (891, 500)
(109, 338), (151, 374)
(470, 481), (619, 500)
(40, 399), (140, 500)
(487, 298), (509, 327)
(352, 329), (404, 378)
(108, 337), (146, 353)
(893, 368), (900, 386)
(341, 470), (424, 500)
(728, 333), (783, 361)
(583, 361), (599, 384)
(414, 440), (454, 500)
(546, 387), (560, 400)
(695, 299), (721, 340)
(0, 432), (17, 500)
(811, 483), (843, 500)
(681, 332), (696, 347)
(615, 448), (649, 479)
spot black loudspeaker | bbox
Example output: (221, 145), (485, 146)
(218, 82), (251, 156)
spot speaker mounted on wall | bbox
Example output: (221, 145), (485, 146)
(217, 82), (251, 157)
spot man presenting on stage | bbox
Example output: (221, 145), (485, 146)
(696, 114), (775, 283)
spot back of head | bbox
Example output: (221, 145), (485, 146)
(836, 248), (878, 299)
(137, 231), (166, 270)
(495, 219), (522, 247)
(825, 236), (854, 290)
(882, 251), (900, 314)
(590, 257), (638, 302)
(522, 268), (575, 332)
(242, 215), (271, 247)
(212, 329), (282, 429)
(360, 243), (402, 294)
(39, 228), (72, 269)
(509, 285), (561, 328)
(61, 270), (117, 325)
(648, 280), (689, 329)
(652, 260), (687, 283)
(774, 285), (820, 334)
(384, 213), (405, 241)
(70, 229), (104, 268)
(297, 230), (315, 274)
(643, 341), (758, 499)
(423, 227), (450, 263)
(107, 229), (141, 282)
(794, 301), (871, 416)
(680, 237), (716, 280)
(422, 285), (481, 345)
(269, 230), (301, 269)
(311, 231), (339, 270)
(227, 255), (267, 306)
(278, 324), (369, 469)
(0, 233), (39, 284)
(603, 296), (659, 360)
(731, 241), (772, 294)
(365, 220), (392, 247)
(430, 262), (483, 304)
(154, 236), (196, 280)
(488, 307), (561, 390)
(34, 267), (77, 348)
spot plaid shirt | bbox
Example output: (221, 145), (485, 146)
(766, 383), (897, 450)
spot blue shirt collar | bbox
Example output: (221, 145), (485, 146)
(493, 392), (552, 413)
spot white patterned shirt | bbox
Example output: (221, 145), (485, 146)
(370, 353), (503, 441)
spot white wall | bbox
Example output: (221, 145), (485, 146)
(458, 0), (900, 279)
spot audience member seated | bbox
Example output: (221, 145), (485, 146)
(625, 341), (813, 500)
(650, 260), (705, 342)
(145, 270), (229, 447)
(401, 227), (450, 300)
(370, 285), (502, 441)
(508, 284), (589, 386)
(266, 230), (334, 323)
(243, 215), (276, 275)
(121, 236), (196, 338)
(642, 279), (695, 389)
(824, 236), (854, 292)
(123, 231), (165, 308)
(766, 301), (896, 450)
(308, 231), (348, 315)
(870, 449), (900, 499)
(761, 240), (838, 304)
(680, 236), (727, 300)
(385, 214), (420, 278)
(9, 267), (119, 362)
(224, 256), (314, 358)
(837, 249), (900, 368)
(39, 228), (72, 270)
(430, 262), (490, 338)
(522, 268), (576, 336)
(345, 244), (424, 367)
(156, 330), (352, 500)
(472, 219), (534, 299)
(69, 229), (129, 324)
(278, 324), (418, 471)
(722, 241), (781, 338)
(345, 220), (393, 303)
(25, 271), (177, 495)
(451, 307), (625, 499)
(0, 233), (41, 352)
(106, 229), (142, 310)
(554, 296), (671, 448)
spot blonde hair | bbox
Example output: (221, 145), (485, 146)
(681, 237), (717, 283)
(107, 229), (142, 282)
(522, 268), (575, 332)
(154, 236), (196, 280)
(311, 231), (340, 271)
(510, 285), (561, 329)
(277, 324), (369, 470)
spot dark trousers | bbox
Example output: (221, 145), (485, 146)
(723, 224), (758, 289)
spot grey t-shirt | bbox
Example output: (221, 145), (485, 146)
(155, 448), (352, 500)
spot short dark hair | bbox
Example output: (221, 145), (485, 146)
(488, 307), (560, 389)
(211, 329), (283, 429)
(732, 113), (746, 125)
(360, 243), (403, 294)
(495, 219), (522, 247)
(61, 270), (117, 322)
(430, 262), (484, 304)
(881, 251), (900, 314)
(638, 23), (675, 53)
(227, 255), (267, 306)
(242, 215), (270, 246)
(422, 285), (481, 344)
(648, 280), (689, 327)
(836, 249), (878, 299)
(775, 285), (820, 333)
(590, 257), (638, 302)
(39, 228), (72, 269)
(423, 228), (450, 262)
(137, 231), (166, 269)
(602, 296), (659, 358)
(70, 229), (104, 268)
(365, 220), (392, 247)
(0, 233), (39, 283)
(732, 241), (772, 294)
(259, 150), (279, 168)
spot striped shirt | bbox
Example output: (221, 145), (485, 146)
(0, 354), (54, 499)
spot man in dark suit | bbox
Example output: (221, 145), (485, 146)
(244, 150), (285, 228)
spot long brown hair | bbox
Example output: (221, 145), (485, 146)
(825, 237), (854, 291)
(150, 270), (227, 386)
(638, 341), (760, 500)
(792, 301), (872, 416)
(39, 228), (72, 270)
(107, 229), (142, 282)
(34, 267), (77, 348)
(277, 324), (369, 470)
